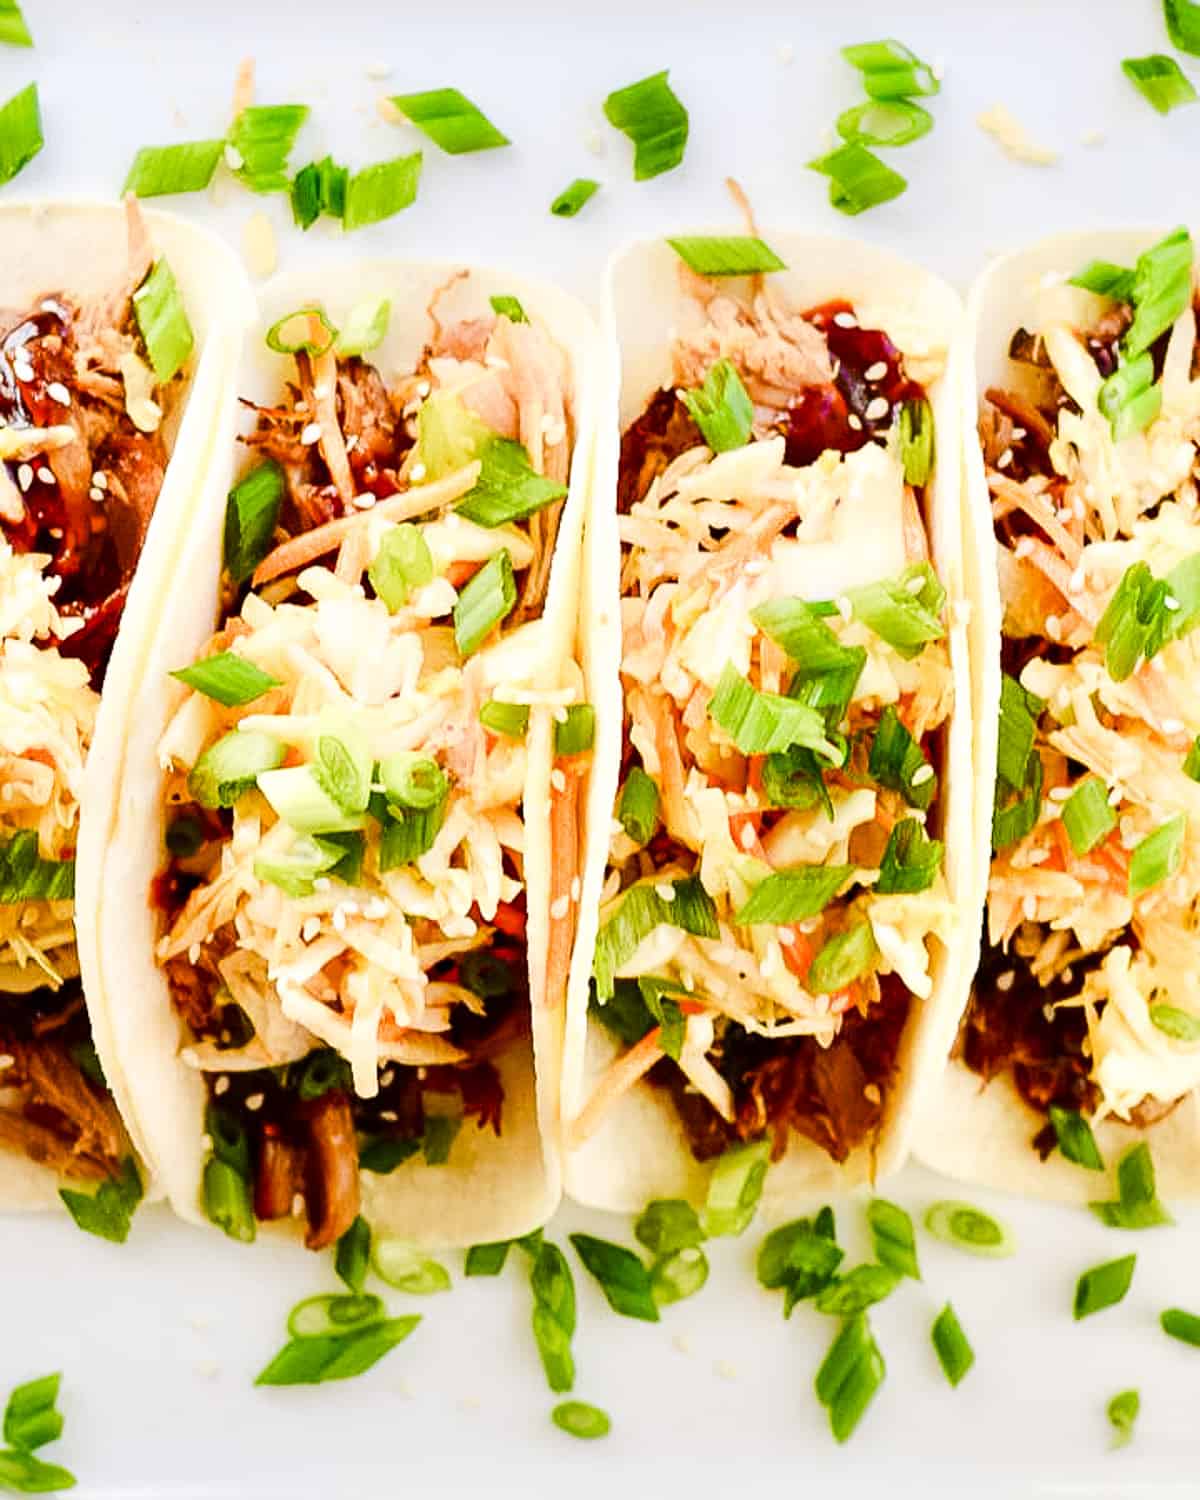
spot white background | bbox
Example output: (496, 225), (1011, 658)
(4, 1), (1200, 1495)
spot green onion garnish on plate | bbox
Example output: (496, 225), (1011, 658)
(1165, 0), (1200, 54)
(603, 69), (688, 180)
(255, 1315), (420, 1386)
(291, 154), (348, 228)
(227, 103), (309, 193)
(708, 663), (837, 758)
(650, 1246), (708, 1306)
(123, 139), (223, 198)
(0, 81), (41, 186)
(1074, 1254), (1137, 1319)
(390, 87), (509, 153)
(464, 1241), (512, 1277)
(550, 177), (600, 217)
(809, 143), (907, 216)
(371, 1239), (451, 1295)
(666, 235), (787, 277)
(1122, 54), (1197, 113)
(335, 1216), (371, 1293)
(264, 306), (338, 356)
(592, 876), (717, 999)
(876, 819), (943, 896)
(286, 1293), (385, 1340)
(814, 1264), (901, 1317)
(569, 1234), (659, 1322)
(924, 1201), (1015, 1257)
(171, 650), (279, 708)
(1068, 260), (1137, 300)
(837, 99), (933, 147)
(635, 1199), (705, 1257)
(489, 294), (528, 323)
(530, 1241), (576, 1393)
(701, 1138), (769, 1238)
(931, 1304), (974, 1387)
(2, 1374), (63, 1454)
(1107, 1388), (1140, 1448)
(336, 297), (391, 356)
(867, 1199), (921, 1280)
(815, 1314), (886, 1442)
(1090, 1142), (1174, 1229)
(0, 0), (32, 48)
(342, 153), (423, 230)
(58, 1157), (143, 1245)
(551, 1401), (611, 1440)
(1161, 1307), (1200, 1345)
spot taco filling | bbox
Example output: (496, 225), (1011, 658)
(0, 209), (193, 1188)
(155, 289), (588, 1248)
(577, 262), (955, 1167)
(965, 227), (1200, 1152)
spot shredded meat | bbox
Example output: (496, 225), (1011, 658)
(2, 1039), (126, 1179)
(617, 387), (702, 515)
(254, 1126), (306, 1221)
(301, 1088), (361, 1250)
(337, 356), (404, 488)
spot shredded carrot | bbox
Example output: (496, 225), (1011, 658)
(303, 344), (356, 507)
(780, 929), (814, 981)
(251, 462), (481, 586)
(653, 696), (692, 843)
(991, 473), (1082, 568)
(231, 56), (255, 116)
(444, 559), (481, 590)
(544, 762), (582, 1010)
(569, 1028), (665, 1148)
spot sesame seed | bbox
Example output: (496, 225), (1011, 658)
(836, 594), (853, 621)
(569, 876), (581, 902)
(89, 487), (103, 502)
(345, 433), (360, 453)
(12, 360), (32, 383)
(417, 381), (431, 398)
(864, 396), (890, 423)
(550, 769), (566, 793)
(1022, 895), (1037, 919)
(380, 1069), (395, 1088)
(1068, 568), (1085, 593)
(1165, 594), (1181, 612)
(996, 970), (1015, 991)
(1012, 427), (1027, 441)
(300, 422), (322, 446)
(46, 381), (70, 406)
(550, 895), (569, 920)
(1061, 966), (1075, 985)
(910, 764), (935, 786)
(905, 573), (928, 594)
(1014, 537), (1035, 558)
(214, 1076), (230, 1097)
(352, 492), (376, 510)
(1045, 614), (1061, 640)
(301, 917), (320, 942)
(1108, 785), (1124, 807)
(833, 312), (858, 329)
(314, 877), (332, 892)
(47, 527), (62, 539)
(36, 466), (55, 485)
(410, 462), (427, 482)
(1047, 785), (1071, 802)
(847, 413), (864, 431)
(996, 448), (1014, 470)
(655, 882), (676, 901)
(777, 927), (794, 946)
(16, 464), (31, 492)
(378, 1110), (399, 1124)
(223, 143), (244, 171)
(245, 1093), (264, 1112)
(1043, 1003), (1056, 1024)
(1163, 718), (1185, 735)
(291, 1193), (305, 1218)
(739, 823), (756, 850)
(864, 361), (888, 382)
(552, 706), (569, 723)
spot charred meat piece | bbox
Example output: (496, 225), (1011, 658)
(617, 387), (702, 514)
(254, 1126), (307, 1222)
(1, 1038), (126, 1180)
(301, 1088), (361, 1251)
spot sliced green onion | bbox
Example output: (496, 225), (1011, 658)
(551, 1401), (610, 1440)
(530, 1240), (576, 1392)
(1095, 561), (1172, 679)
(841, 562), (946, 657)
(650, 1245), (708, 1305)
(752, 597), (863, 675)
(757, 1219), (843, 1296)
(206, 1100), (251, 1178)
(617, 766), (659, 845)
(379, 752), (448, 811)
(479, 700), (530, 740)
(453, 549), (517, 656)
(1122, 54), (1198, 114)
(841, 39), (920, 70)
(368, 522), (434, 612)
(424, 1115), (461, 1164)
(603, 70), (688, 180)
(124, 139), (224, 198)
(464, 1240), (511, 1276)
(357, 1134), (420, 1174)
(569, 1233), (659, 1322)
(489, 294), (528, 323)
(228, 103), (309, 193)
(171, 650), (279, 708)
(992, 750), (1043, 852)
(3, 1374), (62, 1453)
(390, 88), (508, 153)
(532, 1305), (574, 1394)
(1090, 1142), (1174, 1229)
(808, 921), (878, 995)
(0, 831), (73, 904)
(58, 1157), (143, 1244)
(555, 705), (595, 757)
(257, 764), (367, 835)
(814, 1263), (900, 1316)
(335, 1215), (372, 1292)
(416, 390), (494, 480)
(0, 1), (32, 47)
(592, 876), (718, 999)
(254, 1315), (420, 1386)
(371, 1238), (452, 1295)
(634, 1198), (705, 1257)
(254, 834), (344, 899)
(1074, 1254), (1136, 1319)
(336, 297), (391, 356)
(313, 727), (373, 814)
(1099, 351), (1160, 441)
(1123, 227), (1194, 360)
(666, 235), (787, 277)
(457, 440), (567, 529)
(680, 358), (753, 453)
(760, 745), (831, 816)
(1069, 260), (1136, 301)
(1107, 1388), (1140, 1448)
(550, 178), (600, 218)
(709, 662), (837, 759)
(188, 729), (284, 810)
(808, 143), (907, 216)
(636, 976), (686, 1061)
(378, 795), (447, 871)
(1149, 1003), (1200, 1041)
(1048, 1106), (1104, 1170)
(701, 1138), (769, 1238)
(131, 256), (195, 381)
(287, 1293), (384, 1340)
(290, 154), (347, 229)
(589, 979), (654, 1047)
(898, 398), (935, 486)
(837, 99), (933, 147)
(733, 864), (854, 927)
(867, 1198), (920, 1280)
(924, 1201), (1014, 1258)
(1184, 736), (1200, 781)
(1166, 0), (1200, 54)
(1129, 814), (1186, 897)
(931, 1303), (974, 1388)
(861, 62), (939, 99)
(342, 153), (423, 231)
(0, 1452), (76, 1492)
(997, 673), (1039, 787)
(0, 81), (41, 186)
(202, 1156), (255, 1243)
(264, 306), (338, 357)
(815, 1314), (886, 1443)
(224, 461), (285, 584)
(875, 818), (943, 895)
(1061, 778), (1117, 855)
(868, 706), (937, 811)
(1161, 1307), (1200, 1345)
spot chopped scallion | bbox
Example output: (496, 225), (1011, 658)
(836, 99), (933, 147)
(808, 921), (878, 995)
(603, 70), (688, 180)
(815, 1314), (885, 1443)
(550, 178), (600, 217)
(551, 1401), (610, 1440)
(708, 663), (838, 759)
(666, 235), (786, 277)
(569, 1233), (659, 1321)
(368, 523), (434, 613)
(1149, 1002), (1200, 1041)
(555, 704), (595, 757)
(389, 88), (509, 154)
(342, 153), (422, 231)
(733, 864), (854, 927)
(680, 358), (753, 453)
(0, 81), (42, 186)
(337, 297), (391, 356)
(171, 650), (279, 708)
(617, 766), (659, 845)
(1048, 1105), (1105, 1171)
(592, 876), (718, 999)
(701, 1138), (769, 1238)
(224, 461), (285, 584)
(228, 103), (309, 193)
(489, 294), (527, 323)
(479, 700), (530, 740)
(924, 1201), (1014, 1258)
(808, 143), (907, 216)
(1128, 814), (1186, 897)
(875, 818), (943, 895)
(1074, 1254), (1136, 1320)
(1107, 1388), (1140, 1448)
(188, 730), (284, 810)
(898, 398), (935, 486)
(1061, 777), (1117, 855)
(867, 1198), (920, 1280)
(1161, 1307), (1200, 1345)
(1122, 53), (1198, 114)
(931, 1303), (974, 1387)
(453, 549), (517, 656)
(123, 139), (223, 198)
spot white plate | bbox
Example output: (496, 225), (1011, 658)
(4, 0), (1198, 1493)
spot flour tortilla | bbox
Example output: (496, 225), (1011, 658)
(83, 261), (601, 1246)
(562, 231), (976, 1214)
(0, 200), (251, 1208)
(914, 227), (1200, 1202)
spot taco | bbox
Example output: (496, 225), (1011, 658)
(916, 227), (1200, 1199)
(83, 264), (600, 1248)
(561, 231), (974, 1211)
(0, 199), (247, 1213)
